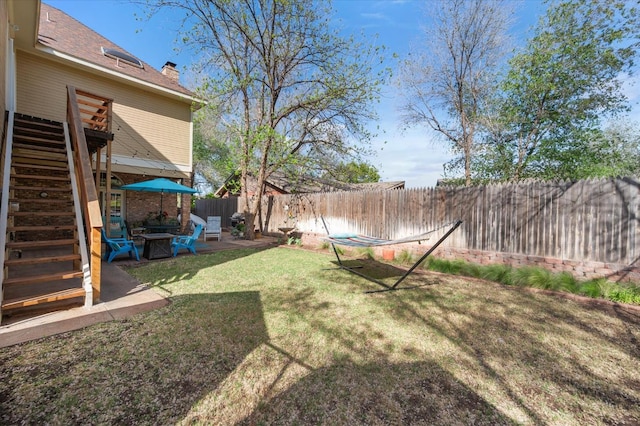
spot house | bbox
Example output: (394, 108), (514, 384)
(214, 170), (405, 198)
(0, 0), (199, 321)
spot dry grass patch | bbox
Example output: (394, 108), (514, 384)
(1, 247), (639, 425)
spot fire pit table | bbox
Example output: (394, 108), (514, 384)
(141, 233), (175, 260)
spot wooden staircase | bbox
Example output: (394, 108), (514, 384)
(1, 113), (86, 319)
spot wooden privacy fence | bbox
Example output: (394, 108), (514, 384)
(193, 178), (640, 267)
(194, 197), (239, 229)
(253, 178), (640, 266)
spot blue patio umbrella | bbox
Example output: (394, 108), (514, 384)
(121, 178), (197, 218)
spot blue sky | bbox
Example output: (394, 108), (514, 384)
(44, 0), (549, 188)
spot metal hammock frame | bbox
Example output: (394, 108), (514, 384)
(321, 217), (463, 293)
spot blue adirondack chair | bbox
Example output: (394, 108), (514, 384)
(101, 228), (140, 263)
(171, 224), (204, 256)
(103, 215), (127, 239)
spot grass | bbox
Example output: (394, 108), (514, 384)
(1, 247), (639, 425)
(422, 257), (640, 305)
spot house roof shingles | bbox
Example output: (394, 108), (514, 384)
(38, 3), (193, 98)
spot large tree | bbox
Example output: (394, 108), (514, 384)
(480, 0), (640, 181)
(145, 0), (385, 238)
(397, 0), (513, 186)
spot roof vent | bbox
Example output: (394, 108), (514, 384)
(102, 47), (144, 69)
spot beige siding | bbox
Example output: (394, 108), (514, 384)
(0, 0), (7, 114)
(16, 51), (192, 176)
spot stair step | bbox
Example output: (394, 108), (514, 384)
(13, 149), (67, 161)
(14, 114), (64, 131)
(13, 142), (66, 154)
(10, 211), (75, 217)
(10, 185), (71, 192)
(8, 225), (76, 232)
(14, 128), (64, 138)
(13, 121), (64, 135)
(12, 157), (68, 168)
(10, 173), (70, 181)
(6, 239), (77, 249)
(11, 163), (69, 172)
(4, 253), (81, 266)
(3, 271), (84, 287)
(10, 198), (72, 204)
(12, 136), (65, 148)
(1, 287), (85, 310)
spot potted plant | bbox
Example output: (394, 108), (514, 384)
(231, 222), (246, 239)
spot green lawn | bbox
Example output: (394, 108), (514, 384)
(1, 247), (639, 425)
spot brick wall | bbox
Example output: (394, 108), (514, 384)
(118, 173), (192, 228)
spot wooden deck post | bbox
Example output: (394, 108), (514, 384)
(90, 226), (101, 301)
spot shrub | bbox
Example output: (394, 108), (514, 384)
(396, 250), (414, 265)
(480, 264), (513, 286)
(423, 257), (640, 306)
(357, 247), (375, 259)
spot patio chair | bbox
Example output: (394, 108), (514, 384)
(171, 224), (204, 256)
(104, 215), (127, 239)
(101, 228), (140, 263)
(205, 216), (222, 241)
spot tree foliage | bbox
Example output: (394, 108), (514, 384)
(145, 0), (386, 237)
(398, 0), (514, 186)
(192, 117), (236, 193)
(480, 0), (640, 181)
(325, 161), (380, 184)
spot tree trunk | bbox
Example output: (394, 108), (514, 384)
(243, 210), (255, 240)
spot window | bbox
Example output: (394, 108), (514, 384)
(102, 47), (144, 69)
(95, 172), (124, 189)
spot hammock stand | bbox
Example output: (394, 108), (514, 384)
(321, 217), (463, 293)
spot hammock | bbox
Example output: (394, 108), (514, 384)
(321, 217), (463, 293)
(323, 230), (446, 247)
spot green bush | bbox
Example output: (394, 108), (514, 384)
(608, 285), (640, 304)
(551, 272), (580, 293)
(357, 247), (375, 259)
(423, 257), (640, 306)
(480, 264), (513, 286)
(396, 250), (414, 265)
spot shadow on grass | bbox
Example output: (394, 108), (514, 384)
(326, 258), (441, 292)
(239, 359), (515, 425)
(273, 256), (640, 424)
(0, 291), (269, 425)
(376, 281), (640, 424)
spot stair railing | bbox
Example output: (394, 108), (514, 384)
(73, 89), (112, 132)
(0, 111), (15, 317)
(67, 86), (103, 303)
